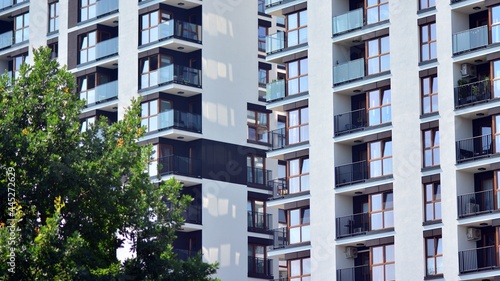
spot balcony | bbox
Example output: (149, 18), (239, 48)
(457, 190), (494, 218)
(79, 0), (118, 23)
(454, 79), (491, 109)
(266, 79), (285, 102)
(456, 134), (493, 163)
(79, 37), (118, 66)
(248, 211), (272, 232)
(272, 228), (288, 249)
(459, 245), (496, 274)
(452, 26), (488, 55)
(140, 64), (202, 90)
(335, 161), (368, 187)
(336, 213), (369, 239)
(0, 31), (12, 49)
(337, 265), (370, 281)
(247, 166), (273, 187)
(183, 204), (201, 224)
(268, 178), (288, 200)
(333, 58), (365, 85)
(332, 8), (363, 36)
(80, 80), (118, 106)
(148, 109), (201, 133)
(140, 19), (202, 50)
(173, 248), (199, 261)
(157, 155), (201, 178)
(266, 31), (285, 54)
(0, 0), (28, 12)
(334, 108), (367, 136)
(265, 29), (308, 63)
(248, 256), (273, 279)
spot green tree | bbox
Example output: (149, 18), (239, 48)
(0, 47), (218, 280)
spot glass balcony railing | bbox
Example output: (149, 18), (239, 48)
(248, 256), (273, 278)
(336, 213), (369, 239)
(157, 155), (201, 178)
(268, 178), (287, 199)
(459, 246), (496, 274)
(266, 31), (285, 54)
(183, 205), (201, 224)
(454, 79), (491, 109)
(272, 228), (288, 249)
(96, 0), (118, 18)
(268, 127), (286, 150)
(266, 80), (285, 102)
(152, 20), (201, 44)
(334, 108), (367, 136)
(457, 190), (495, 218)
(247, 211), (272, 231)
(152, 109), (202, 133)
(335, 161), (368, 187)
(80, 80), (118, 106)
(337, 265), (370, 281)
(0, 31), (13, 49)
(257, 0), (265, 13)
(333, 58), (365, 85)
(452, 25), (488, 55)
(141, 64), (202, 89)
(96, 37), (119, 60)
(247, 166), (272, 186)
(456, 134), (493, 163)
(0, 0), (12, 9)
(264, 0), (282, 8)
(332, 8), (363, 35)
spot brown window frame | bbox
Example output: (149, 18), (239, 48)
(288, 157), (309, 194)
(368, 139), (392, 178)
(366, 36), (390, 75)
(369, 192), (394, 230)
(424, 182), (441, 222)
(421, 74), (438, 114)
(288, 257), (311, 280)
(420, 22), (437, 62)
(286, 9), (307, 47)
(370, 244), (395, 281)
(288, 207), (310, 244)
(49, 2), (59, 33)
(140, 99), (173, 133)
(140, 10), (173, 45)
(287, 107), (309, 145)
(425, 236), (443, 276)
(258, 25), (267, 52)
(247, 109), (269, 143)
(286, 57), (308, 96)
(423, 128), (440, 167)
(366, 0), (388, 25)
(80, 0), (97, 22)
(14, 13), (29, 44)
(367, 88), (391, 126)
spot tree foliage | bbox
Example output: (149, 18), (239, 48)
(0, 47), (218, 280)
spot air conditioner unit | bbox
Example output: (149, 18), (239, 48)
(345, 246), (358, 259)
(467, 227), (481, 241)
(461, 63), (477, 78)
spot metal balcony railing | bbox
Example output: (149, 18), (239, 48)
(334, 108), (367, 136)
(268, 128), (286, 150)
(334, 58), (365, 85)
(459, 245), (496, 274)
(452, 25), (488, 55)
(332, 8), (363, 35)
(456, 134), (493, 163)
(336, 213), (369, 238)
(268, 178), (288, 199)
(335, 161), (368, 187)
(248, 256), (273, 278)
(248, 211), (272, 231)
(80, 80), (118, 106)
(272, 228), (288, 249)
(454, 79), (491, 109)
(266, 80), (285, 102)
(457, 190), (494, 218)
(337, 264), (370, 281)
(157, 155), (201, 178)
(183, 204), (201, 224)
(247, 166), (272, 186)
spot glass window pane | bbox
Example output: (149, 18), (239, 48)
(288, 78), (299, 95)
(289, 228), (300, 244)
(301, 175), (309, 191)
(288, 61), (298, 77)
(290, 260), (300, 276)
(384, 210), (394, 227)
(302, 258), (311, 274)
(426, 203), (434, 221)
(289, 177), (300, 193)
(371, 194), (382, 211)
(386, 245), (395, 262)
(302, 158), (310, 173)
(290, 209), (300, 226)
(299, 76), (308, 93)
(372, 246), (384, 263)
(370, 160), (382, 177)
(301, 225), (310, 242)
(290, 159), (299, 175)
(370, 142), (381, 158)
(288, 13), (298, 29)
(386, 263), (395, 280)
(381, 37), (389, 53)
(383, 141), (392, 156)
(149, 100), (158, 115)
(368, 39), (379, 56)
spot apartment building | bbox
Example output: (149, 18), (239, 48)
(4, 0), (500, 280)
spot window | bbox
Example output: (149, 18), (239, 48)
(48, 42), (58, 59)
(287, 58), (308, 95)
(79, 31), (111, 64)
(81, 116), (96, 133)
(49, 2), (59, 33)
(258, 68), (268, 87)
(10, 53), (28, 80)
(368, 139), (392, 177)
(421, 23), (437, 61)
(149, 144), (173, 177)
(286, 10), (307, 47)
(370, 192), (394, 230)
(257, 0), (265, 13)
(78, 73), (110, 105)
(14, 13), (29, 44)
(367, 36), (389, 75)
(426, 236), (443, 276)
(247, 110), (269, 143)
(423, 128), (440, 167)
(247, 200), (266, 229)
(367, 88), (391, 126)
(371, 244), (395, 281)
(139, 54), (173, 89)
(80, 0), (96, 22)
(366, 0), (389, 25)
(248, 244), (268, 275)
(424, 182), (441, 222)
(247, 155), (266, 185)
(141, 100), (173, 132)
(288, 107), (309, 144)
(288, 157), (309, 194)
(422, 75), (438, 114)
(420, 0), (435, 10)
(492, 6), (500, 44)
(289, 208), (310, 244)
(258, 25), (267, 52)
(140, 11), (172, 45)
(289, 257), (311, 280)
(493, 60), (500, 98)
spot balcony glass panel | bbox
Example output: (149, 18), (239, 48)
(266, 79), (285, 102)
(334, 108), (367, 136)
(266, 31), (285, 54)
(452, 26), (488, 54)
(142, 65), (202, 89)
(0, 0), (13, 9)
(95, 37), (118, 60)
(80, 80), (118, 105)
(96, 0), (118, 18)
(333, 58), (365, 85)
(332, 8), (363, 35)
(155, 20), (202, 43)
(264, 0), (282, 7)
(0, 31), (13, 49)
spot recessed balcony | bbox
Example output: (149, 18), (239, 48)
(335, 161), (368, 187)
(333, 58), (365, 85)
(265, 30), (308, 63)
(336, 213), (369, 239)
(454, 79), (491, 109)
(143, 109), (202, 134)
(452, 26), (488, 55)
(79, 0), (118, 24)
(182, 204), (201, 225)
(139, 64), (202, 95)
(456, 134), (493, 163)
(173, 248), (199, 261)
(457, 190), (495, 218)
(80, 80), (118, 108)
(337, 264), (370, 281)
(0, 31), (12, 50)
(268, 178), (288, 200)
(248, 256), (273, 280)
(247, 211), (272, 233)
(247, 166), (272, 189)
(332, 9), (363, 36)
(78, 37), (118, 68)
(266, 79), (285, 103)
(139, 19), (202, 53)
(459, 245), (496, 274)
(151, 155), (201, 179)
(271, 228), (288, 249)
